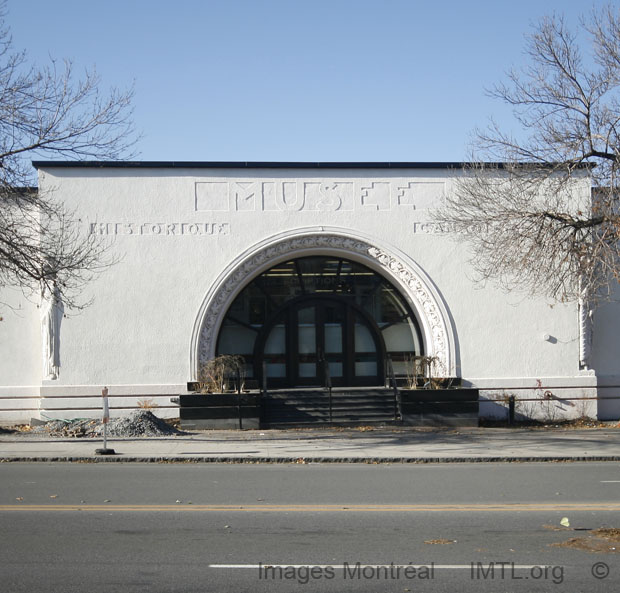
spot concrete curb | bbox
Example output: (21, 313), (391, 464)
(3, 455), (620, 463)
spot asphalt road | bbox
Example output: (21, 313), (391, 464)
(1, 462), (620, 592)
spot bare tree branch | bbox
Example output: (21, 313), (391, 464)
(435, 6), (620, 302)
(0, 1), (136, 310)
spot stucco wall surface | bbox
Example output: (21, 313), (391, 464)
(0, 164), (606, 421)
(38, 166), (585, 380)
(0, 287), (41, 421)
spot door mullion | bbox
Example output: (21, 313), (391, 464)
(288, 307), (297, 386)
(316, 303), (325, 386)
(345, 304), (354, 385)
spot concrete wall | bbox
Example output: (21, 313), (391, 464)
(0, 164), (607, 423)
(590, 283), (620, 420)
(0, 288), (41, 422)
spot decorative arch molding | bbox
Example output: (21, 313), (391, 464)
(190, 227), (457, 378)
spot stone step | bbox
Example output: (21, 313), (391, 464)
(261, 387), (399, 426)
(265, 416), (402, 428)
(264, 398), (396, 407)
(265, 388), (394, 397)
(265, 405), (396, 415)
(265, 403), (396, 409)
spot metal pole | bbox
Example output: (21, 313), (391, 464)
(387, 356), (400, 420)
(237, 367), (243, 430)
(324, 358), (332, 423)
(508, 395), (515, 426)
(95, 386), (115, 455)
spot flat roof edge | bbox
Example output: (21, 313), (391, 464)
(31, 160), (593, 170)
(31, 161), (470, 169)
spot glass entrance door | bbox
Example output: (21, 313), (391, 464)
(296, 301), (346, 386)
(321, 301), (345, 383)
(260, 297), (382, 387)
(297, 304), (318, 382)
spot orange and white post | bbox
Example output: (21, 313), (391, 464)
(102, 387), (109, 447)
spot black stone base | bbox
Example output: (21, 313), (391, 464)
(95, 448), (116, 455)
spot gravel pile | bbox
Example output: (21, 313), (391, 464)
(30, 419), (97, 438)
(29, 411), (182, 438)
(92, 410), (182, 437)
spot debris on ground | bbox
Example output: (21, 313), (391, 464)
(28, 419), (96, 438)
(543, 524), (569, 531)
(479, 417), (616, 429)
(551, 528), (620, 554)
(93, 410), (183, 437)
(25, 411), (184, 438)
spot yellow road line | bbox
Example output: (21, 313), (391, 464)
(1, 503), (620, 512)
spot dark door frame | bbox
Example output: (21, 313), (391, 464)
(254, 294), (386, 388)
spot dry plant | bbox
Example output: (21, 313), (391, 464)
(534, 379), (561, 423)
(404, 354), (441, 389)
(486, 390), (537, 422)
(136, 398), (158, 409)
(575, 397), (594, 420)
(198, 354), (246, 394)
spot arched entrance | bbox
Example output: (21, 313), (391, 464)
(192, 228), (457, 383)
(215, 256), (423, 388)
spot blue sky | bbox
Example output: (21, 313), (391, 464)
(7, 0), (608, 162)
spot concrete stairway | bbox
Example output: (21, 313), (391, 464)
(261, 387), (399, 427)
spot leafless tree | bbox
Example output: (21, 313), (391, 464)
(435, 6), (620, 303)
(0, 2), (136, 310)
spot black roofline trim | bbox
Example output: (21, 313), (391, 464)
(31, 160), (592, 170)
(30, 161), (475, 169)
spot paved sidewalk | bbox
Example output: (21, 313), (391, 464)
(2, 426), (620, 462)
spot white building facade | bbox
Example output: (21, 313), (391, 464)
(0, 161), (617, 424)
